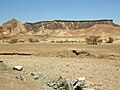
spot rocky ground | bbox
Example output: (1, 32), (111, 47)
(0, 43), (120, 90)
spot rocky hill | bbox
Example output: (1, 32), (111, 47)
(0, 18), (120, 38)
(0, 18), (27, 38)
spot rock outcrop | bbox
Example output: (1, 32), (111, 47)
(24, 19), (120, 36)
(24, 19), (117, 31)
(0, 18), (27, 38)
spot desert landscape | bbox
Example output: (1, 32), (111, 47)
(0, 43), (120, 90)
(0, 19), (120, 90)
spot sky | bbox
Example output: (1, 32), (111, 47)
(0, 0), (120, 25)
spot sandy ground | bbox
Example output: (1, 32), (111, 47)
(0, 43), (120, 90)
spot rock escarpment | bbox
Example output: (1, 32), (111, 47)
(24, 19), (120, 36)
(24, 19), (117, 31)
(0, 18), (120, 38)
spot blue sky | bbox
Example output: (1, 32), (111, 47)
(0, 0), (120, 25)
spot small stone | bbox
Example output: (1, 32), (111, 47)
(33, 76), (40, 80)
(73, 77), (86, 90)
(15, 76), (24, 81)
(30, 72), (39, 76)
(30, 72), (40, 80)
(13, 66), (23, 71)
(30, 72), (36, 76)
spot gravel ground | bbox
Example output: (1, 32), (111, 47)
(0, 43), (120, 90)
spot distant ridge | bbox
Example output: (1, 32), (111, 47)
(24, 19), (119, 31)
(0, 18), (120, 38)
(25, 19), (114, 24)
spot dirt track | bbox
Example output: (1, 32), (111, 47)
(0, 43), (120, 90)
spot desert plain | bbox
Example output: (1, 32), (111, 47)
(0, 43), (120, 90)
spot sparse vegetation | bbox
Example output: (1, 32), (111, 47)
(28, 38), (39, 43)
(51, 41), (55, 43)
(19, 39), (25, 43)
(28, 38), (33, 42)
(0, 66), (8, 71)
(54, 40), (78, 43)
(9, 39), (19, 44)
(106, 37), (114, 43)
(85, 36), (102, 45)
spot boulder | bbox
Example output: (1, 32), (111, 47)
(13, 66), (23, 71)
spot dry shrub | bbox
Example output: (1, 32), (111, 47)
(28, 38), (33, 42)
(9, 39), (19, 44)
(85, 36), (102, 45)
(106, 37), (114, 43)
(28, 38), (39, 43)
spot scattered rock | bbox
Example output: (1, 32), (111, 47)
(30, 72), (37, 76)
(15, 76), (25, 81)
(73, 77), (85, 90)
(13, 66), (23, 71)
(33, 76), (40, 80)
(44, 76), (73, 90)
(30, 72), (41, 80)
(29, 71), (95, 90)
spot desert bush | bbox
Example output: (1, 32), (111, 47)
(9, 39), (19, 44)
(106, 37), (114, 43)
(28, 38), (33, 42)
(51, 41), (55, 43)
(56, 40), (64, 43)
(19, 39), (25, 43)
(28, 38), (39, 43)
(85, 36), (102, 45)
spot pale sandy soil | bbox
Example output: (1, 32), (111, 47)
(0, 43), (120, 90)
